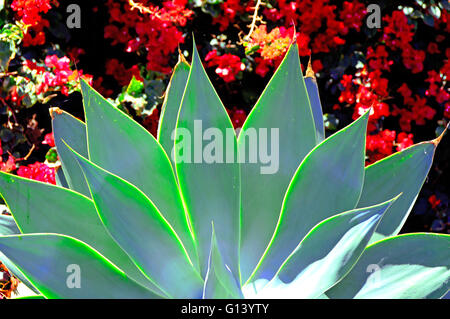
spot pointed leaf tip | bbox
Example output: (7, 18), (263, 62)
(432, 122), (449, 146)
(49, 107), (63, 119)
(305, 56), (315, 79)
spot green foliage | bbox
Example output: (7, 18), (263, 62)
(0, 41), (448, 299)
(0, 23), (23, 71)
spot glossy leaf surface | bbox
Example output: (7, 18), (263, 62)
(326, 234), (450, 299)
(238, 43), (317, 282)
(81, 80), (196, 262)
(51, 108), (90, 197)
(203, 226), (243, 299)
(0, 171), (163, 295)
(158, 56), (190, 165)
(175, 41), (240, 281)
(0, 234), (160, 299)
(250, 112), (368, 283)
(74, 151), (203, 298)
(243, 198), (396, 298)
(358, 142), (437, 243)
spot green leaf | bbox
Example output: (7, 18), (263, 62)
(72, 150), (204, 298)
(358, 141), (437, 244)
(0, 171), (164, 296)
(249, 111), (369, 283)
(0, 250), (40, 295)
(239, 43), (317, 282)
(51, 108), (90, 197)
(0, 212), (39, 294)
(203, 224), (243, 299)
(0, 40), (14, 72)
(55, 167), (69, 188)
(158, 56), (190, 165)
(326, 233), (450, 299)
(174, 40), (240, 281)
(0, 234), (161, 299)
(305, 68), (325, 142)
(126, 76), (144, 96)
(80, 80), (197, 265)
(243, 198), (397, 298)
(13, 295), (46, 299)
(0, 213), (19, 235)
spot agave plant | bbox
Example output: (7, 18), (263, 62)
(0, 40), (448, 299)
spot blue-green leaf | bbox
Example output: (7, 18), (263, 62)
(0, 212), (39, 294)
(175, 40), (240, 281)
(80, 80), (197, 265)
(158, 55), (190, 166)
(72, 150), (204, 298)
(326, 233), (450, 299)
(0, 234), (160, 299)
(358, 141), (439, 244)
(243, 197), (397, 298)
(249, 111), (369, 283)
(203, 225), (243, 299)
(0, 171), (163, 295)
(0, 213), (19, 235)
(51, 108), (90, 197)
(239, 43), (317, 282)
(305, 61), (325, 142)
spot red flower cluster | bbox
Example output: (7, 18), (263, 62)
(205, 50), (245, 83)
(337, 8), (449, 164)
(11, 0), (57, 46)
(366, 129), (414, 164)
(227, 107), (247, 129)
(104, 0), (193, 74)
(24, 55), (91, 97)
(383, 11), (426, 74)
(340, 67), (390, 130)
(10, 0), (53, 25)
(17, 162), (55, 184)
(393, 85), (437, 132)
(42, 133), (55, 148)
(142, 108), (160, 138)
(262, 0), (366, 53)
(238, 1), (366, 77)
(105, 59), (143, 87)
(212, 0), (246, 31)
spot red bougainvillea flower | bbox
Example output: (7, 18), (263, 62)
(205, 50), (245, 83)
(42, 133), (55, 148)
(105, 59), (143, 87)
(104, 0), (193, 74)
(142, 108), (160, 138)
(227, 107), (247, 129)
(428, 195), (441, 210)
(11, 0), (57, 47)
(396, 132), (414, 151)
(17, 162), (55, 184)
(212, 0), (245, 31)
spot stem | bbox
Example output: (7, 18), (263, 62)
(0, 97), (18, 124)
(245, 0), (263, 40)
